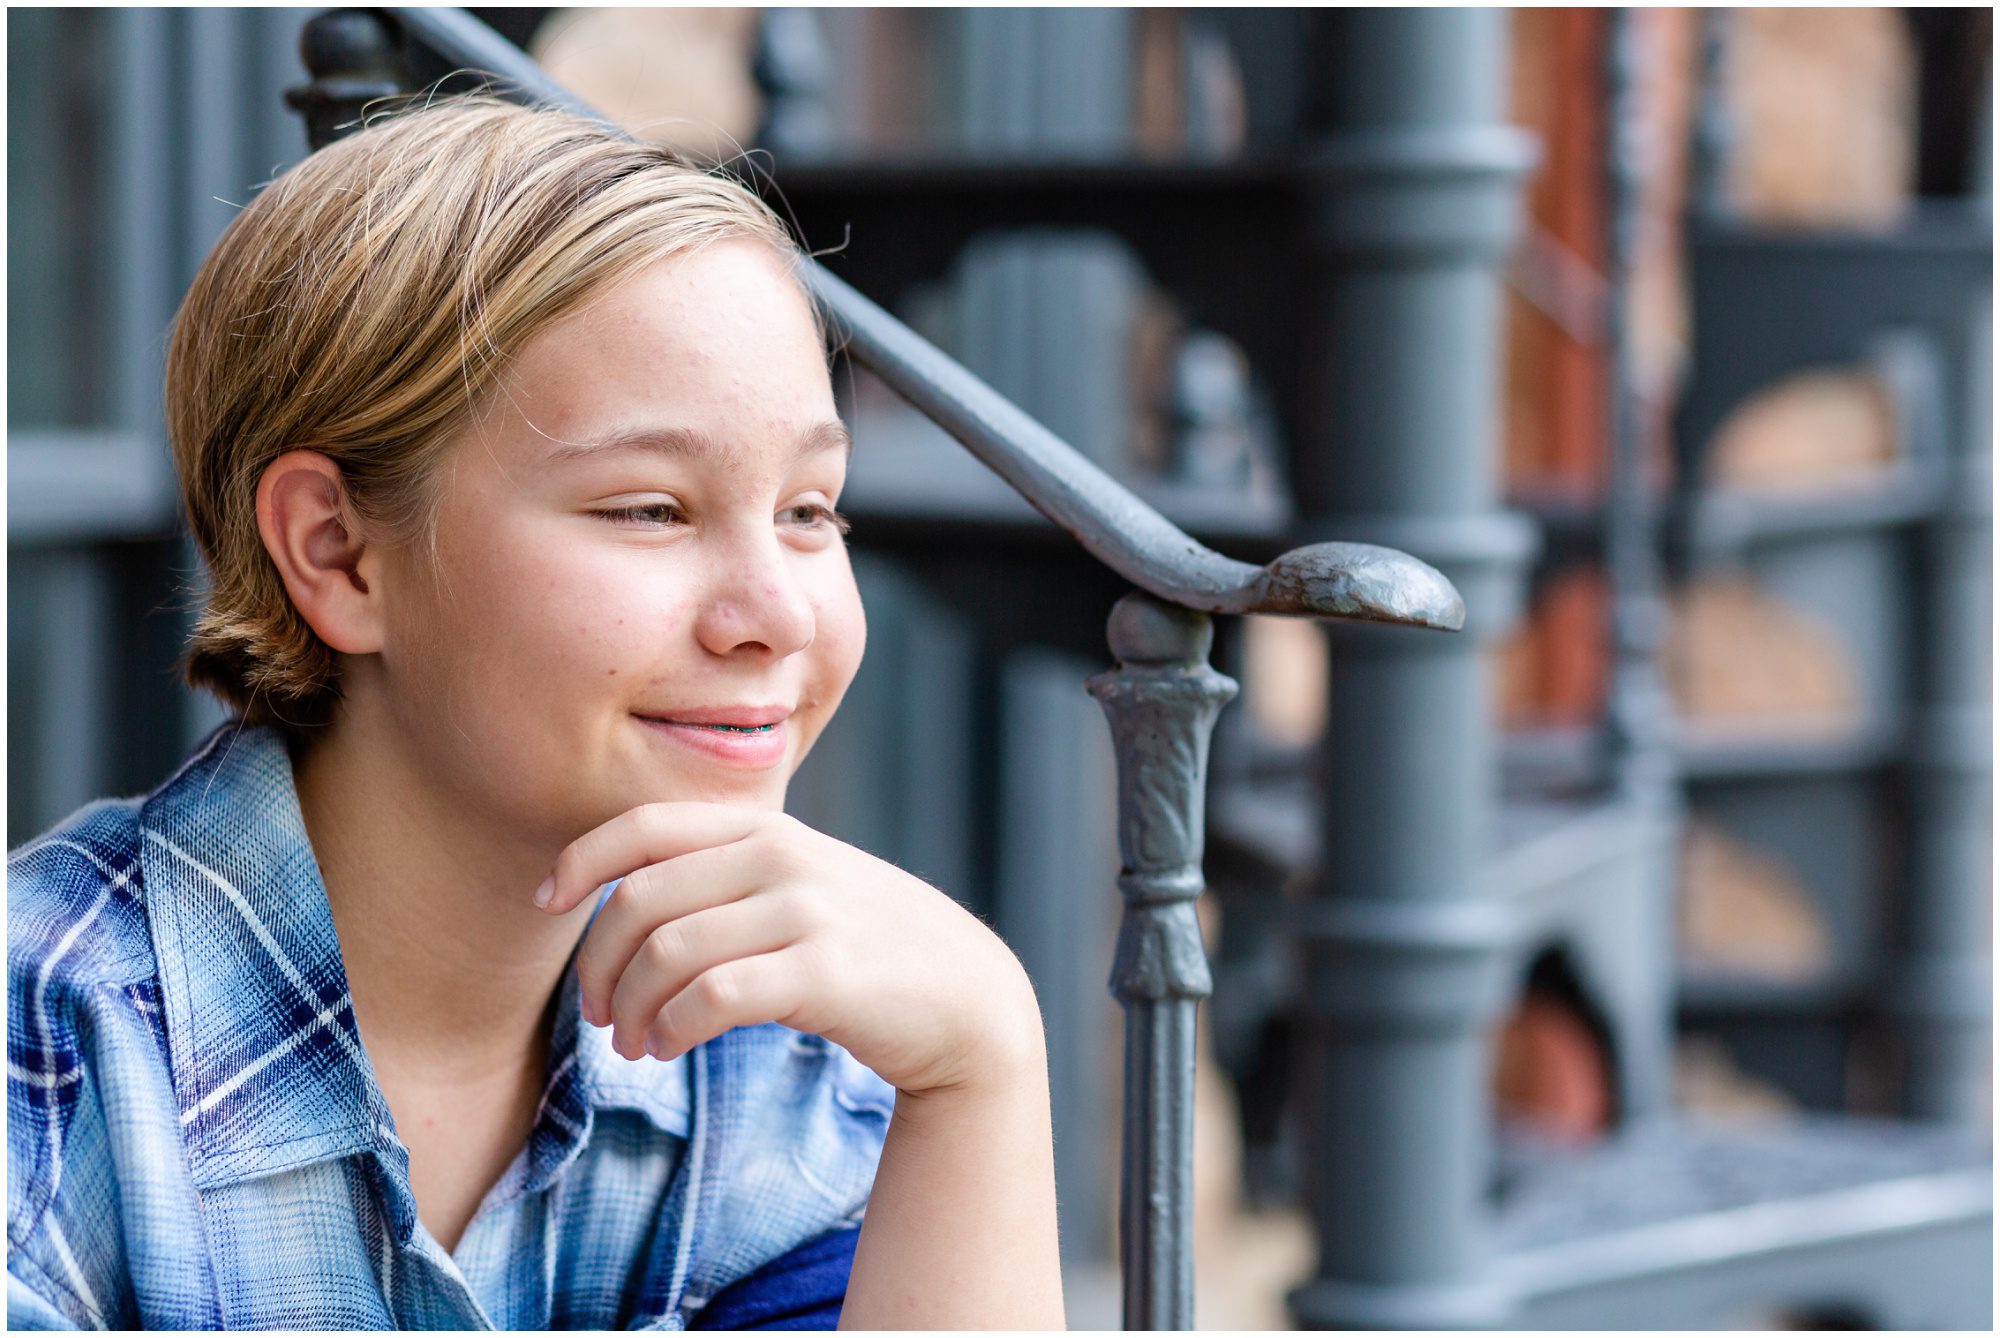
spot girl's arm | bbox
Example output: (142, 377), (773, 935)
(838, 984), (1065, 1329)
(539, 802), (1071, 1329)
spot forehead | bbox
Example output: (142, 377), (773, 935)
(483, 242), (839, 456)
(540, 240), (821, 361)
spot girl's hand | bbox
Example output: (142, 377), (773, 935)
(534, 802), (1044, 1098)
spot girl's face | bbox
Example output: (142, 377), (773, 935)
(371, 239), (864, 845)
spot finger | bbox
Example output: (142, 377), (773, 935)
(540, 802), (767, 913)
(643, 945), (818, 1062)
(604, 894), (801, 1059)
(575, 841), (769, 1024)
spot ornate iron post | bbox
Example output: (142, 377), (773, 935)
(1288, 10), (1537, 1329)
(1894, 250), (1993, 1128)
(1086, 593), (1237, 1330)
(1597, 9), (1684, 1125)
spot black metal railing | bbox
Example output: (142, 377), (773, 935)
(288, 9), (1465, 1327)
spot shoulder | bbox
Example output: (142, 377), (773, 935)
(9, 796), (155, 993)
(675, 1025), (893, 1316)
(716, 1025), (895, 1209)
(8, 800), (161, 1327)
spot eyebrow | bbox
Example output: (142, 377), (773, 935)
(545, 419), (853, 468)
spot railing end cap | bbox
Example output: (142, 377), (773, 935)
(1248, 541), (1466, 630)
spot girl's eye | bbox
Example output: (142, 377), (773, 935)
(592, 502), (851, 534)
(595, 502), (686, 527)
(786, 503), (853, 535)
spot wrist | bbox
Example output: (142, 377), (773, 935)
(901, 963), (1049, 1105)
(889, 1046), (1051, 1144)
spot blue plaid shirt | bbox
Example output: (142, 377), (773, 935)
(8, 722), (895, 1329)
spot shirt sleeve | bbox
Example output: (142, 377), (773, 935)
(685, 1224), (862, 1331)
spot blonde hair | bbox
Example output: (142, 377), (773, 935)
(166, 95), (814, 730)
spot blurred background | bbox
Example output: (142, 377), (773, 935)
(7, 7), (1993, 1330)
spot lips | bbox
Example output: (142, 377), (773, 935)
(636, 707), (792, 768)
(641, 705), (792, 728)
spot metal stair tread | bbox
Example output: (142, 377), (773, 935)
(1490, 1115), (1992, 1258)
(1687, 458), (1952, 552)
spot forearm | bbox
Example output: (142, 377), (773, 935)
(838, 1023), (1066, 1329)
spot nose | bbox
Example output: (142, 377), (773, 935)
(692, 531), (816, 661)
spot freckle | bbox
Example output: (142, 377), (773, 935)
(608, 669), (617, 676)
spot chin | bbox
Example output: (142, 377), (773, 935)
(642, 767), (788, 812)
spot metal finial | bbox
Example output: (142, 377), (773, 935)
(284, 9), (407, 151)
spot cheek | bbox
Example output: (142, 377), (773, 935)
(809, 569), (867, 699)
(413, 526), (691, 696)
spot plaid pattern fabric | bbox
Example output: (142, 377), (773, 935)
(8, 722), (893, 1330)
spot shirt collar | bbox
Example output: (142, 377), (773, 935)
(141, 721), (690, 1199)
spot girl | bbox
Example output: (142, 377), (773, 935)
(7, 98), (1065, 1330)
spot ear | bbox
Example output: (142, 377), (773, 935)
(256, 450), (387, 656)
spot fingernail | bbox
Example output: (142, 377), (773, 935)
(644, 1034), (662, 1059)
(534, 876), (554, 909)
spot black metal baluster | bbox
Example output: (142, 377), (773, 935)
(1086, 592), (1237, 1329)
(1600, 9), (1677, 805)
